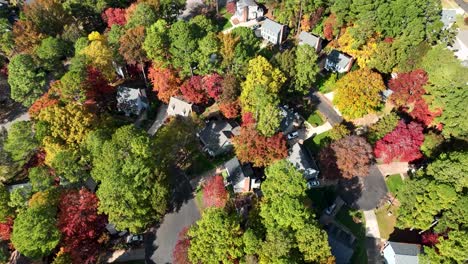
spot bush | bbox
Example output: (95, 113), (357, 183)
(307, 111), (324, 127)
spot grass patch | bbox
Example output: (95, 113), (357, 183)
(386, 174), (403, 194)
(305, 186), (337, 215)
(335, 206), (367, 264)
(307, 111), (324, 127)
(316, 73), (337, 93)
(456, 14), (468, 30)
(219, 7), (233, 30)
(304, 131), (331, 153)
(187, 150), (215, 176)
(375, 205), (398, 240)
(194, 187), (205, 212)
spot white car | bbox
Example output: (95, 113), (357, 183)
(287, 131), (299, 140)
(307, 180), (320, 189)
(126, 234), (144, 244)
(325, 203), (337, 215)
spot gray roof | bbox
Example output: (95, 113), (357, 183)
(225, 157), (253, 193)
(287, 143), (319, 179)
(199, 119), (240, 154)
(7, 182), (31, 193)
(237, 0), (257, 8)
(167, 97), (193, 117)
(390, 242), (420, 257)
(441, 9), (457, 28)
(117, 86), (147, 115)
(326, 50), (353, 71)
(262, 18), (283, 35)
(299, 31), (320, 49)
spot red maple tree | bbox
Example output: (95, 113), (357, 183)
(374, 120), (424, 163)
(173, 227), (191, 264)
(203, 73), (223, 100)
(84, 67), (115, 108)
(422, 232), (439, 246)
(0, 217), (14, 241)
(57, 189), (107, 264)
(408, 99), (441, 127)
(148, 66), (181, 103)
(102, 8), (127, 27)
(180, 75), (209, 104)
(389, 69), (428, 107)
(28, 81), (60, 117)
(241, 112), (256, 126)
(203, 175), (228, 208)
(232, 125), (288, 167)
(323, 14), (337, 41)
(219, 100), (240, 119)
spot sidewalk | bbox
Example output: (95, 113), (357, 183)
(363, 210), (381, 239)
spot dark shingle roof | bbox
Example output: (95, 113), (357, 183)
(225, 157), (252, 192)
(199, 119), (240, 154)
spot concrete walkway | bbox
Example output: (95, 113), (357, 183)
(147, 104), (168, 136)
(304, 121), (333, 139)
(363, 209), (383, 264)
(222, 19), (258, 34)
(377, 162), (409, 177)
(363, 210), (381, 238)
(107, 248), (145, 263)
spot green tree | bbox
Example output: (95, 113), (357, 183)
(432, 85), (468, 139)
(333, 68), (385, 119)
(143, 19), (169, 65)
(230, 27), (260, 76)
(421, 230), (468, 264)
(51, 149), (88, 183)
(169, 20), (198, 77)
(329, 123), (350, 141)
(195, 32), (221, 75)
(272, 47), (296, 80)
(4, 121), (38, 165)
(36, 37), (67, 72)
(7, 54), (46, 106)
(420, 131), (444, 158)
(294, 44), (319, 94)
(8, 186), (32, 213)
(0, 184), (12, 221)
(425, 151), (467, 192)
(188, 208), (244, 263)
(367, 112), (400, 144)
(11, 202), (60, 259)
(29, 166), (54, 192)
(397, 179), (458, 230)
(435, 195), (468, 232)
(125, 3), (157, 28)
(91, 125), (169, 232)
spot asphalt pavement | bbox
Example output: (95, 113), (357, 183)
(310, 91), (343, 125)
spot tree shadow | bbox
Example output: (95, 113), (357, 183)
(167, 167), (195, 214)
(338, 176), (364, 209)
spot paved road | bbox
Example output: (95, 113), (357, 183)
(310, 91), (343, 125)
(454, 0), (468, 12)
(147, 104), (168, 136)
(0, 112), (30, 131)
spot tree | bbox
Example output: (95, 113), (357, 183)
(180, 75), (209, 104)
(84, 67), (115, 108)
(423, 230), (468, 264)
(11, 204), (60, 259)
(432, 85), (468, 139)
(119, 26), (147, 66)
(329, 136), (373, 179)
(29, 166), (54, 192)
(0, 217), (13, 241)
(80, 31), (115, 80)
(8, 186), (32, 213)
(102, 7), (127, 27)
(203, 73), (223, 100)
(425, 151), (467, 192)
(203, 175), (228, 208)
(195, 32), (221, 75)
(219, 100), (240, 119)
(329, 124), (350, 141)
(389, 69), (428, 107)
(58, 189), (107, 264)
(36, 37), (67, 72)
(230, 28), (260, 76)
(272, 47), (296, 81)
(29, 89), (60, 118)
(91, 125), (169, 232)
(125, 3), (157, 29)
(4, 121), (38, 165)
(219, 32), (239, 70)
(169, 20), (198, 77)
(333, 68), (385, 119)
(219, 73), (240, 103)
(52, 248), (73, 264)
(421, 232), (439, 246)
(397, 179), (457, 230)
(374, 121), (424, 163)
(57, 69), (87, 103)
(367, 112), (400, 144)
(188, 208), (243, 263)
(23, 0), (70, 36)
(12, 20), (44, 54)
(7, 54), (46, 106)
(0, 184), (12, 222)
(232, 125), (288, 167)
(143, 19), (169, 65)
(37, 104), (96, 147)
(51, 149), (88, 183)
(148, 65), (181, 103)
(420, 131), (444, 158)
(294, 44), (319, 94)
(173, 227), (190, 264)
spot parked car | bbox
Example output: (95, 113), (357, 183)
(126, 234), (144, 244)
(325, 203), (337, 215)
(256, 16), (265, 22)
(252, 24), (261, 30)
(307, 180), (320, 189)
(287, 131), (299, 140)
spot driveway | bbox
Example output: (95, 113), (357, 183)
(147, 104), (168, 136)
(339, 165), (388, 210)
(309, 91), (343, 125)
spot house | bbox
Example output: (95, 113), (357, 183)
(287, 143), (319, 180)
(116, 86), (148, 116)
(234, 0), (264, 23)
(224, 157), (258, 193)
(7, 182), (31, 193)
(441, 9), (457, 29)
(382, 241), (421, 264)
(325, 50), (354, 73)
(279, 105), (304, 134)
(167, 97), (193, 117)
(298, 31), (322, 52)
(261, 18), (286, 45)
(198, 119), (240, 157)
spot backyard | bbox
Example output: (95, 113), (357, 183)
(335, 206), (367, 264)
(386, 174), (404, 194)
(375, 205), (398, 240)
(307, 111), (325, 127)
(304, 131), (331, 153)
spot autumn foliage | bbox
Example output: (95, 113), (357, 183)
(218, 100), (240, 119)
(148, 66), (181, 103)
(57, 189), (107, 264)
(180, 75), (209, 104)
(323, 14), (337, 41)
(102, 8), (127, 28)
(203, 175), (228, 208)
(203, 73), (223, 100)
(0, 217), (14, 241)
(226, 1), (236, 14)
(173, 227), (191, 264)
(85, 67), (115, 108)
(422, 232), (439, 246)
(28, 82), (60, 118)
(374, 121), (424, 163)
(232, 125), (288, 167)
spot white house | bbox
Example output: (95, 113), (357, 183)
(167, 97), (193, 117)
(261, 18), (286, 45)
(382, 242), (420, 264)
(233, 0), (264, 23)
(325, 50), (354, 73)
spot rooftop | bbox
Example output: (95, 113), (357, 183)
(287, 143), (319, 180)
(298, 31), (321, 49)
(225, 157), (253, 193)
(326, 50), (353, 71)
(167, 97), (193, 117)
(262, 18), (283, 34)
(198, 119), (240, 155)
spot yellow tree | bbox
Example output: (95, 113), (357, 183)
(218, 32), (239, 69)
(337, 27), (378, 68)
(333, 68), (385, 119)
(80, 32), (115, 80)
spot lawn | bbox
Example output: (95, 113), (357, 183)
(304, 131), (331, 153)
(335, 206), (367, 264)
(375, 205), (398, 240)
(456, 14), (468, 30)
(386, 174), (404, 194)
(219, 7), (233, 30)
(194, 187), (205, 212)
(186, 150), (233, 177)
(305, 186), (337, 215)
(307, 111), (324, 127)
